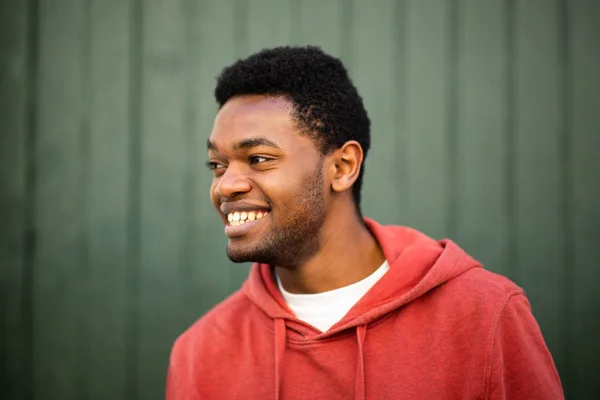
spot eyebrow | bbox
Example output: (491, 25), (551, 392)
(207, 137), (282, 152)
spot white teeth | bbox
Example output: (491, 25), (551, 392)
(227, 210), (269, 224)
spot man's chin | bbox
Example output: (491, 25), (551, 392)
(226, 245), (259, 264)
(226, 244), (278, 265)
(227, 254), (254, 264)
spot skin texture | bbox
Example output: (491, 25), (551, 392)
(208, 94), (385, 294)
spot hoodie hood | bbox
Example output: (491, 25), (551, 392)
(242, 218), (482, 399)
(242, 217), (482, 338)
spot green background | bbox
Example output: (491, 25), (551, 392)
(1, 0), (599, 399)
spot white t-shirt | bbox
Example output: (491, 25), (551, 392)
(276, 261), (390, 332)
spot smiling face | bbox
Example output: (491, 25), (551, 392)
(207, 95), (328, 266)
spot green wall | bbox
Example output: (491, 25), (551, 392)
(1, 0), (599, 399)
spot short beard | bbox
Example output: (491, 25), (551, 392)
(226, 159), (326, 267)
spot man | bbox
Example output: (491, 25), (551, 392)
(166, 46), (563, 399)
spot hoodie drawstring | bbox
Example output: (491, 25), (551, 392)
(355, 324), (367, 400)
(273, 319), (368, 400)
(274, 318), (286, 400)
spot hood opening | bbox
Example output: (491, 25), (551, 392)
(273, 318), (368, 400)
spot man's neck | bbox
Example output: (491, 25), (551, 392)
(275, 211), (385, 294)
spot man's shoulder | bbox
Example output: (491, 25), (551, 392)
(439, 265), (527, 312)
(464, 266), (524, 296)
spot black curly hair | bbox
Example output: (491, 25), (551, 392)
(214, 45), (371, 214)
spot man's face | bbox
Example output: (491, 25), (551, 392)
(207, 95), (327, 266)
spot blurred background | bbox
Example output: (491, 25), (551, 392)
(1, 0), (599, 399)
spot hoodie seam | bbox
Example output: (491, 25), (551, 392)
(483, 290), (523, 400)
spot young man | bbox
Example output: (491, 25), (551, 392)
(166, 46), (563, 399)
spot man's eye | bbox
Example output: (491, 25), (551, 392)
(249, 156), (269, 164)
(206, 161), (225, 170)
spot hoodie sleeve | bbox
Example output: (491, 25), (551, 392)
(486, 293), (564, 400)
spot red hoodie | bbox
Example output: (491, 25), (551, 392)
(166, 219), (563, 399)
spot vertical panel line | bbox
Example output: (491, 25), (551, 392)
(126, 0), (143, 398)
(182, 0), (198, 308)
(505, 0), (517, 281)
(393, 0), (407, 224)
(234, 0), (248, 57)
(446, 0), (459, 238)
(78, 0), (92, 398)
(340, 0), (353, 73)
(290, 0), (301, 44)
(23, 0), (40, 398)
(558, 0), (573, 394)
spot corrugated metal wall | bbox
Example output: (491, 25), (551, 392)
(1, 0), (598, 399)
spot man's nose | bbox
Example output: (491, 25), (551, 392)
(213, 164), (252, 199)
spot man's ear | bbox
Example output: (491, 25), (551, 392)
(329, 141), (363, 193)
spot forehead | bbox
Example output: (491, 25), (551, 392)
(209, 95), (308, 150)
